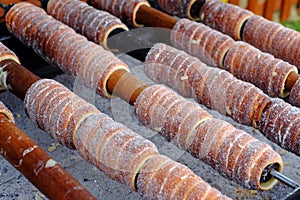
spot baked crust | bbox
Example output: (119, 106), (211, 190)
(47, 0), (128, 50)
(200, 0), (253, 40)
(137, 155), (228, 199)
(24, 79), (99, 149)
(259, 98), (300, 156)
(171, 19), (235, 68)
(89, 0), (150, 27)
(145, 43), (273, 126)
(6, 2), (130, 98)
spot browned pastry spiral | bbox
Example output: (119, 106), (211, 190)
(171, 19), (298, 98)
(134, 84), (212, 150)
(259, 98), (300, 156)
(144, 43), (271, 127)
(89, 0), (150, 27)
(199, 0), (253, 40)
(223, 41), (297, 98)
(171, 19), (235, 68)
(74, 113), (159, 190)
(24, 79), (100, 149)
(144, 44), (300, 157)
(144, 44), (206, 97)
(144, 43), (300, 156)
(134, 84), (283, 190)
(6, 3), (130, 98)
(188, 118), (283, 190)
(75, 114), (232, 198)
(157, 0), (199, 20)
(137, 155), (230, 199)
(289, 78), (300, 107)
(0, 101), (15, 123)
(243, 15), (300, 69)
(47, 0), (128, 50)
(23, 79), (229, 198)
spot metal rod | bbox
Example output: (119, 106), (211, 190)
(0, 35), (12, 42)
(271, 170), (300, 189)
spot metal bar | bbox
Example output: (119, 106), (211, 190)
(271, 170), (300, 189)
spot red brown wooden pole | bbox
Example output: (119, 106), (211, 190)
(0, 113), (97, 200)
(135, 5), (178, 29)
(106, 69), (148, 105)
(0, 59), (40, 100)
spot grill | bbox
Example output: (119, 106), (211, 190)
(0, 1), (300, 199)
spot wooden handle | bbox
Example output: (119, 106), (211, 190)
(0, 59), (40, 100)
(136, 5), (177, 29)
(107, 69), (148, 105)
(0, 113), (97, 200)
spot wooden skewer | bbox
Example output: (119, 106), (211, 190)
(106, 69), (148, 105)
(135, 5), (177, 29)
(0, 113), (97, 200)
(1, 59), (40, 100)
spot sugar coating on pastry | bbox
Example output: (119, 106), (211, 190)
(47, 0), (129, 50)
(145, 43), (271, 126)
(200, 0), (253, 40)
(24, 79), (100, 149)
(136, 154), (230, 199)
(134, 84), (212, 149)
(187, 118), (283, 190)
(259, 98), (300, 156)
(144, 43), (206, 97)
(75, 113), (159, 190)
(171, 19), (234, 68)
(290, 78), (300, 107)
(157, 0), (198, 20)
(224, 41), (298, 97)
(243, 14), (300, 69)
(6, 2), (130, 98)
(89, 0), (150, 27)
